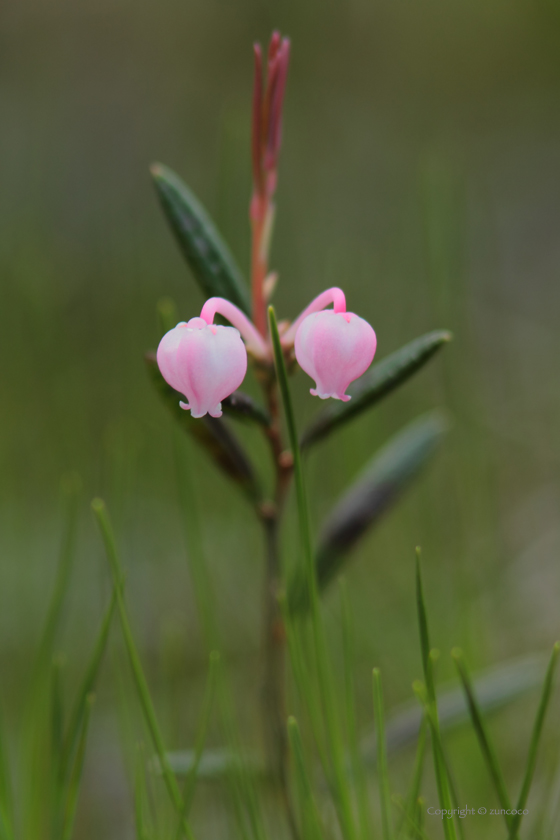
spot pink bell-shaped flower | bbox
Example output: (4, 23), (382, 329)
(157, 316), (248, 418)
(292, 289), (376, 401)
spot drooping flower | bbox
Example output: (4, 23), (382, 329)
(156, 298), (268, 419)
(157, 318), (247, 418)
(288, 287), (376, 401)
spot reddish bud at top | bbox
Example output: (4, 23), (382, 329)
(251, 31), (290, 203)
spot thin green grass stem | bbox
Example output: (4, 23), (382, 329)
(397, 717), (427, 840)
(393, 796), (430, 840)
(452, 648), (512, 830)
(27, 475), (81, 712)
(373, 668), (393, 840)
(92, 499), (195, 840)
(59, 591), (116, 785)
(287, 717), (324, 840)
(415, 552), (458, 840)
(269, 307), (358, 840)
(340, 580), (373, 840)
(61, 693), (94, 840)
(509, 642), (560, 839)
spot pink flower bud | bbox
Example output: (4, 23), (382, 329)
(157, 317), (247, 418)
(294, 309), (376, 401)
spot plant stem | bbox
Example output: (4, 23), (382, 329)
(250, 195), (272, 337)
(257, 368), (297, 836)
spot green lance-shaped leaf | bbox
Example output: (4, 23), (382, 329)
(151, 163), (251, 314)
(146, 353), (263, 505)
(289, 412), (447, 613)
(301, 330), (451, 450)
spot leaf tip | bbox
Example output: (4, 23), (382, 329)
(91, 497), (105, 514)
(150, 162), (164, 179)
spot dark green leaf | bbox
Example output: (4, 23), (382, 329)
(289, 412), (447, 613)
(151, 163), (250, 314)
(301, 331), (451, 450)
(222, 391), (271, 427)
(146, 353), (262, 505)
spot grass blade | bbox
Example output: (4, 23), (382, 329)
(287, 717), (324, 840)
(397, 717), (427, 840)
(509, 641), (560, 839)
(372, 668), (394, 840)
(340, 580), (373, 840)
(134, 744), (152, 840)
(28, 474), (81, 703)
(300, 331), (451, 449)
(92, 499), (195, 840)
(415, 554), (457, 840)
(452, 648), (512, 828)
(361, 652), (549, 764)
(59, 591), (116, 785)
(61, 693), (95, 840)
(151, 163), (250, 314)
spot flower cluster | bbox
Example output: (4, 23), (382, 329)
(156, 32), (376, 418)
(157, 289), (376, 419)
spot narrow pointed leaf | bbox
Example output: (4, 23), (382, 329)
(151, 163), (250, 314)
(146, 353), (262, 505)
(452, 649), (512, 829)
(301, 331), (451, 450)
(509, 642), (560, 839)
(289, 412), (447, 613)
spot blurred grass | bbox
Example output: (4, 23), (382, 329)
(2, 0), (560, 836)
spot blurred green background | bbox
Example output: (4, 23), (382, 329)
(2, 0), (560, 836)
